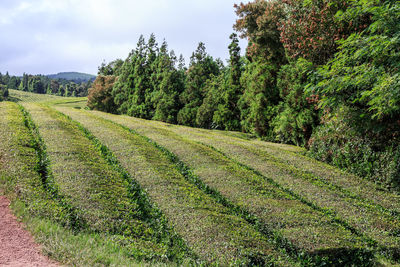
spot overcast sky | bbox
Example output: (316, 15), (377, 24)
(0, 0), (247, 76)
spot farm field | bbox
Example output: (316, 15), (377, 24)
(1, 89), (399, 266)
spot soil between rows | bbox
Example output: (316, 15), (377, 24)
(0, 195), (59, 267)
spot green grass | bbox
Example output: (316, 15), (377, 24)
(0, 102), (154, 266)
(51, 106), (294, 266)
(55, 106), (381, 266)
(10, 199), (162, 267)
(19, 102), (194, 263)
(168, 127), (400, 260)
(0, 102), (71, 224)
(79, 107), (400, 264)
(170, 122), (400, 215)
(8, 89), (77, 103)
(186, 127), (400, 214)
(5, 90), (400, 266)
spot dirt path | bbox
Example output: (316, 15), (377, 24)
(0, 196), (59, 267)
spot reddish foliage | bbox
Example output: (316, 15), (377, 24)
(278, 0), (349, 64)
(234, 0), (367, 65)
(87, 75), (117, 113)
(234, 0), (286, 64)
(278, 0), (368, 64)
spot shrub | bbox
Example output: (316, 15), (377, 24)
(308, 106), (400, 191)
(0, 84), (8, 101)
(87, 75), (117, 113)
(272, 58), (320, 146)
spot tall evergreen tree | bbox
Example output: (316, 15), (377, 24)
(238, 60), (280, 137)
(151, 45), (185, 123)
(196, 73), (226, 128)
(3, 72), (10, 87)
(112, 35), (146, 115)
(177, 42), (220, 126)
(213, 33), (243, 130)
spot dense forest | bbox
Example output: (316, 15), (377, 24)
(0, 72), (92, 98)
(87, 0), (400, 191)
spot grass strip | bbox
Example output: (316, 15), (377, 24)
(235, 142), (400, 221)
(9, 198), (168, 267)
(18, 104), (87, 230)
(191, 127), (400, 215)
(123, 126), (374, 266)
(53, 106), (295, 266)
(21, 103), (188, 263)
(60, 107), (379, 266)
(0, 102), (151, 266)
(52, 107), (200, 264)
(0, 102), (72, 226)
(135, 117), (400, 262)
(176, 131), (400, 261)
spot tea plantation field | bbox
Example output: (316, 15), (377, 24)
(1, 90), (399, 266)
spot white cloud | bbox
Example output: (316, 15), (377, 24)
(0, 0), (247, 75)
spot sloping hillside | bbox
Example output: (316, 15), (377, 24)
(47, 72), (96, 82)
(0, 90), (399, 266)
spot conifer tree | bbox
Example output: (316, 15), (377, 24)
(238, 60), (280, 137)
(177, 42), (219, 126)
(151, 45), (184, 123)
(213, 33), (243, 130)
(196, 73), (225, 128)
(112, 35), (146, 115)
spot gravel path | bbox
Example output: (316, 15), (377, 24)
(0, 196), (59, 267)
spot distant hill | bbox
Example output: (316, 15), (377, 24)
(47, 72), (96, 83)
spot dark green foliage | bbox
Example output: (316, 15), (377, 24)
(273, 58), (320, 146)
(112, 34), (156, 118)
(8, 72), (91, 97)
(151, 44), (185, 124)
(309, 107), (400, 190)
(313, 1), (400, 122)
(234, 0), (286, 64)
(238, 60), (279, 137)
(19, 74), (29, 91)
(196, 73), (225, 128)
(308, 0), (400, 189)
(7, 75), (20, 89)
(0, 84), (8, 101)
(0, 74), (9, 101)
(97, 60), (124, 76)
(28, 76), (45, 94)
(212, 33), (243, 131)
(111, 35), (185, 123)
(177, 42), (220, 126)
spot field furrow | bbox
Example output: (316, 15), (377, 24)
(1, 101), (159, 266)
(55, 105), (381, 265)
(190, 128), (400, 215)
(0, 102), (68, 222)
(76, 107), (400, 262)
(20, 102), (190, 263)
(170, 128), (400, 251)
(52, 106), (292, 266)
(6, 88), (400, 266)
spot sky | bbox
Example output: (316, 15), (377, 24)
(0, 0), (247, 76)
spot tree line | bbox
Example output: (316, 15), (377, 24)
(86, 0), (399, 191)
(0, 72), (92, 99)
